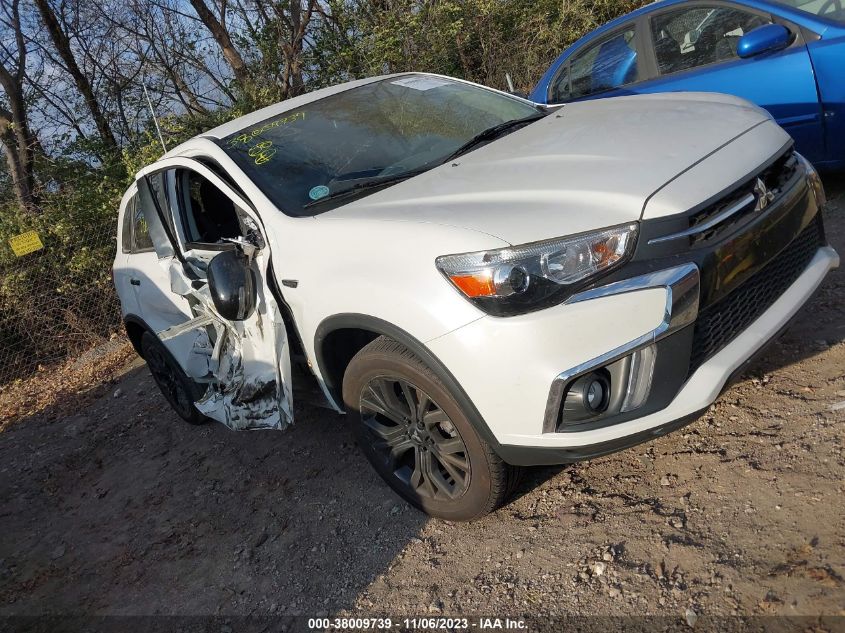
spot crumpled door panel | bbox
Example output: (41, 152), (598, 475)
(158, 249), (293, 431)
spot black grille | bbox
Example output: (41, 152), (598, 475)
(688, 216), (823, 375)
(688, 150), (799, 246)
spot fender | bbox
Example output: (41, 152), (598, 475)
(313, 313), (505, 455)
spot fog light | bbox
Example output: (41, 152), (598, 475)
(621, 344), (656, 412)
(562, 371), (610, 421)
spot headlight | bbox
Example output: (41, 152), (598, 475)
(796, 152), (826, 208)
(436, 223), (638, 316)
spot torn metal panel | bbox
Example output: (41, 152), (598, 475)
(156, 248), (293, 431)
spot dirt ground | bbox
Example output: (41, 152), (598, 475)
(1, 176), (844, 624)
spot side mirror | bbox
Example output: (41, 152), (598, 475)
(206, 249), (256, 321)
(737, 24), (791, 59)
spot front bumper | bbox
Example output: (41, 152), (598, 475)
(503, 244), (837, 465)
(429, 242), (837, 464)
(425, 166), (838, 466)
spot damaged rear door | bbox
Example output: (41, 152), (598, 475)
(135, 158), (293, 431)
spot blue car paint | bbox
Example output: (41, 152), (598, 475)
(736, 23), (792, 56)
(530, 0), (845, 170)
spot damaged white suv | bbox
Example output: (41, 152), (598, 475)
(114, 73), (837, 520)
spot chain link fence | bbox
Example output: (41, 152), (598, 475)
(0, 217), (124, 387)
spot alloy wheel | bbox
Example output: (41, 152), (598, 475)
(359, 376), (471, 500)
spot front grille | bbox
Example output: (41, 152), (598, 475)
(688, 216), (823, 375)
(687, 149), (799, 246)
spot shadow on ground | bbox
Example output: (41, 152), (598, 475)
(0, 362), (427, 615)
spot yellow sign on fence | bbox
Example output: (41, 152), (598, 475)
(9, 230), (44, 257)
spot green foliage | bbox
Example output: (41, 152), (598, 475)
(0, 152), (127, 380)
(310, 0), (649, 92)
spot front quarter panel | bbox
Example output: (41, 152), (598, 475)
(265, 215), (509, 377)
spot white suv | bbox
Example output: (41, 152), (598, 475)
(113, 73), (838, 520)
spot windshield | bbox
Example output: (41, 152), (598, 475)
(773, 0), (845, 22)
(216, 75), (540, 216)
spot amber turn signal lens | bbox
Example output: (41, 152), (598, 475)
(449, 273), (496, 297)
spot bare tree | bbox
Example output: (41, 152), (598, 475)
(0, 0), (40, 213)
(33, 0), (120, 159)
(230, 0), (319, 99)
(187, 0), (250, 86)
(277, 0), (317, 97)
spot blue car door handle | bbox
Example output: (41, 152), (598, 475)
(777, 112), (821, 126)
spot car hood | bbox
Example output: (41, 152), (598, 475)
(321, 92), (775, 245)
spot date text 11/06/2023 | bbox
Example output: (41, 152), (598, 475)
(307, 617), (528, 630)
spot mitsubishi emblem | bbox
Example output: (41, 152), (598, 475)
(753, 178), (775, 211)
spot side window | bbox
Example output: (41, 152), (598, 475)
(552, 27), (638, 102)
(175, 169), (244, 247)
(549, 65), (570, 103)
(651, 6), (771, 75)
(121, 195), (134, 253)
(120, 194), (154, 253)
(132, 198), (154, 252)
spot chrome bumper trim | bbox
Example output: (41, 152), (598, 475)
(647, 193), (755, 245)
(541, 264), (701, 433)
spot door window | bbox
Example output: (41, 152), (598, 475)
(651, 6), (771, 75)
(136, 172), (177, 260)
(549, 65), (571, 103)
(175, 169), (245, 247)
(550, 27), (639, 102)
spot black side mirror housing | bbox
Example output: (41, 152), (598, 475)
(206, 249), (257, 321)
(737, 23), (791, 58)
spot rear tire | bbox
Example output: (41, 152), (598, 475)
(141, 331), (207, 425)
(342, 336), (520, 521)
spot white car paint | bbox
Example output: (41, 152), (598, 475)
(326, 91), (779, 244)
(113, 72), (837, 462)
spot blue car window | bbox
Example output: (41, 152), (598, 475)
(549, 65), (571, 102)
(555, 28), (638, 102)
(651, 6), (771, 75)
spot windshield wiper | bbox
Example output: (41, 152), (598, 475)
(442, 112), (547, 163)
(302, 168), (428, 209)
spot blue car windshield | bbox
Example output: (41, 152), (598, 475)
(216, 75), (540, 217)
(773, 0), (845, 22)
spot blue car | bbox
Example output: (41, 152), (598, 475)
(530, 0), (845, 170)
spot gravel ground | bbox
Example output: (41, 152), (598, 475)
(1, 176), (843, 622)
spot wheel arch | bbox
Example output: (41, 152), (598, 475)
(313, 313), (503, 454)
(123, 314), (152, 358)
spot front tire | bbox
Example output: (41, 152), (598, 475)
(141, 331), (207, 425)
(342, 336), (519, 521)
